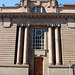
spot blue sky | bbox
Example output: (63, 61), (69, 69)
(0, 0), (75, 6)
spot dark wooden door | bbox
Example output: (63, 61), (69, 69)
(34, 57), (43, 75)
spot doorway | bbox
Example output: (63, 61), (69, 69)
(34, 57), (43, 75)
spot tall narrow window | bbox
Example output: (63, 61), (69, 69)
(33, 28), (44, 49)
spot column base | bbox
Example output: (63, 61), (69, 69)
(56, 63), (61, 65)
(16, 63), (21, 65)
(49, 63), (54, 65)
(22, 63), (29, 66)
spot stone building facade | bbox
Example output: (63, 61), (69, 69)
(0, 0), (75, 75)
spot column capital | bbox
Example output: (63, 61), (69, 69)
(25, 23), (30, 27)
(47, 24), (61, 27)
(47, 24), (54, 27)
(17, 23), (31, 27)
(17, 23), (26, 27)
(27, 23), (30, 26)
(55, 24), (61, 27)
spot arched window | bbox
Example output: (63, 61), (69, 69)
(31, 7), (46, 13)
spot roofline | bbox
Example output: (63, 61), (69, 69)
(64, 3), (75, 6)
(0, 6), (22, 8)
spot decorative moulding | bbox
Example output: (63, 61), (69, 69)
(67, 19), (75, 28)
(3, 18), (11, 28)
(34, 49), (48, 56)
(37, 1), (41, 6)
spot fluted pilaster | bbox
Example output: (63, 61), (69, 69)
(23, 25), (29, 65)
(16, 27), (23, 64)
(48, 26), (54, 65)
(55, 25), (61, 65)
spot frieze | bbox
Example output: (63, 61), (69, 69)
(12, 19), (66, 24)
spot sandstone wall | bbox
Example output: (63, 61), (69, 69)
(0, 19), (17, 65)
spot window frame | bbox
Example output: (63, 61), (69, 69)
(31, 7), (46, 13)
(32, 26), (47, 50)
(33, 28), (45, 49)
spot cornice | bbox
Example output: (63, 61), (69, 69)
(0, 13), (75, 19)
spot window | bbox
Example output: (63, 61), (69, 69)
(33, 28), (45, 49)
(31, 7), (46, 13)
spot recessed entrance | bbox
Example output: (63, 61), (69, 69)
(34, 57), (43, 75)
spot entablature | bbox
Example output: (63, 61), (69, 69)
(0, 13), (75, 19)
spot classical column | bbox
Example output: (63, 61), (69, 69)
(16, 27), (23, 64)
(23, 25), (29, 65)
(48, 26), (54, 65)
(55, 25), (61, 65)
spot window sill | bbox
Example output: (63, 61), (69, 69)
(34, 49), (48, 56)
